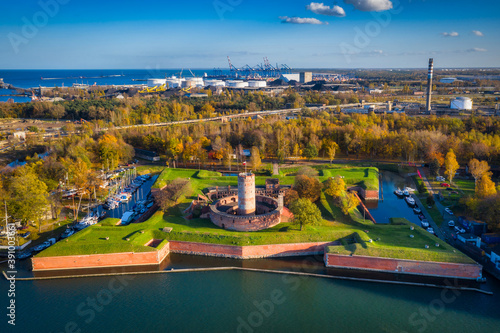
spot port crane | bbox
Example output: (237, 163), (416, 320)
(221, 56), (292, 78)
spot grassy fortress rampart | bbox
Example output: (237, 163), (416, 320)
(33, 165), (477, 277)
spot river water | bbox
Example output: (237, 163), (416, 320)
(1, 257), (500, 333)
(1, 171), (500, 332)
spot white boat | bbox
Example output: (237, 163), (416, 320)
(403, 189), (410, 196)
(405, 196), (416, 206)
(394, 188), (404, 197)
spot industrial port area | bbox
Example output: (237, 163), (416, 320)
(1, 57), (499, 119)
(1, 0), (500, 332)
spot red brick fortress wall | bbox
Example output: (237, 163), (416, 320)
(169, 241), (338, 259)
(32, 243), (170, 271)
(324, 253), (482, 279)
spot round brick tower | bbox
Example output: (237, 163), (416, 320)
(238, 173), (256, 215)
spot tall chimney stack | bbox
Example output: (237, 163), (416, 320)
(426, 58), (434, 112)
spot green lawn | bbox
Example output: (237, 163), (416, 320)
(326, 218), (474, 264)
(37, 166), (472, 264)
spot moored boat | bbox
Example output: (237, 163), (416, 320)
(405, 196), (416, 206)
(394, 188), (404, 197)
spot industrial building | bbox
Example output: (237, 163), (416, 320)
(451, 97), (473, 110)
(300, 72), (312, 84)
(280, 74), (300, 83)
(440, 77), (458, 84)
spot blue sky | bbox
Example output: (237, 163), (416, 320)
(0, 0), (498, 69)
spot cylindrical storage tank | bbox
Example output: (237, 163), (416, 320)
(238, 173), (255, 215)
(248, 81), (267, 88)
(450, 97), (473, 110)
(147, 78), (167, 87)
(182, 80), (197, 88)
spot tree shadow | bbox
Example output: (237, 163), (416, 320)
(338, 232), (368, 255)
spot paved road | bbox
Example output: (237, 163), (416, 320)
(96, 102), (388, 131)
(413, 167), (447, 240)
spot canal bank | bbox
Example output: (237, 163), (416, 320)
(30, 239), (483, 282)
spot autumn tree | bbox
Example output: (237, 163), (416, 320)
(325, 176), (346, 198)
(250, 146), (261, 171)
(8, 166), (49, 231)
(325, 141), (339, 164)
(303, 143), (318, 160)
(293, 175), (321, 202)
(469, 159), (490, 189)
(476, 173), (497, 198)
(49, 104), (66, 120)
(223, 142), (233, 170)
(444, 149), (459, 185)
(340, 192), (359, 215)
(289, 198), (322, 231)
(284, 189), (299, 207)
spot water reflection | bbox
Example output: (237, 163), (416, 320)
(366, 171), (423, 226)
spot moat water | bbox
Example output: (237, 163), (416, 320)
(366, 171), (423, 225)
(2, 171), (500, 332)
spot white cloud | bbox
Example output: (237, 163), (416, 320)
(279, 16), (329, 25)
(467, 47), (487, 52)
(472, 30), (484, 37)
(441, 31), (459, 37)
(344, 0), (393, 12)
(306, 2), (346, 17)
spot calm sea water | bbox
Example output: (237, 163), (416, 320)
(0, 69), (218, 89)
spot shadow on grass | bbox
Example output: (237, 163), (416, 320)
(339, 232), (368, 255)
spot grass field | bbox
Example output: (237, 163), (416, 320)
(37, 166), (472, 264)
(326, 218), (474, 264)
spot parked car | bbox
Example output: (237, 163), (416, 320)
(427, 228), (435, 234)
(436, 176), (445, 182)
(444, 208), (454, 215)
(454, 226), (466, 234)
(441, 183), (451, 187)
(448, 220), (455, 227)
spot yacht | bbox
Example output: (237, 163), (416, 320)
(405, 196), (416, 206)
(394, 188), (404, 197)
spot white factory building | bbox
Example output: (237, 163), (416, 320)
(450, 97), (473, 110)
(440, 77), (458, 84)
(280, 74), (300, 83)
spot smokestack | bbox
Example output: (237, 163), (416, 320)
(426, 58), (434, 112)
